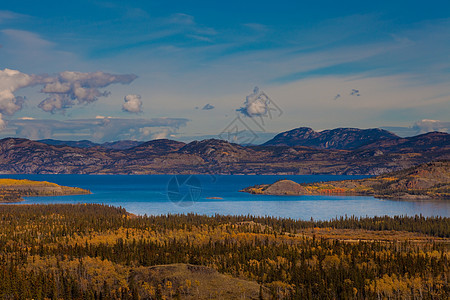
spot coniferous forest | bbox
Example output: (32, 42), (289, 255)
(0, 204), (448, 299)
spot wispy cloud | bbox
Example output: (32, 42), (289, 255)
(166, 13), (195, 26)
(6, 117), (188, 142)
(0, 29), (80, 71)
(2, 29), (52, 48)
(88, 12), (218, 58)
(0, 10), (27, 23)
(243, 23), (269, 33)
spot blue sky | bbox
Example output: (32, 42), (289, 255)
(0, 0), (449, 142)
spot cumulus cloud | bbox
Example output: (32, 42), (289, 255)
(412, 119), (450, 134)
(7, 117), (188, 142)
(38, 71), (137, 113)
(0, 68), (138, 114)
(237, 86), (272, 117)
(0, 68), (42, 115)
(202, 103), (214, 110)
(122, 94), (143, 113)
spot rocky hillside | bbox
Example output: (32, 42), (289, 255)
(242, 161), (450, 199)
(263, 127), (399, 149)
(0, 178), (91, 203)
(0, 129), (448, 175)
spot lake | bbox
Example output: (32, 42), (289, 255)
(1, 174), (448, 220)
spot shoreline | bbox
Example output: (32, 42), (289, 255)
(241, 161), (450, 200)
(0, 178), (91, 203)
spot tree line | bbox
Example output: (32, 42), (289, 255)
(0, 204), (448, 299)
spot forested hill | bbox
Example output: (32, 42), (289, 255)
(0, 204), (448, 299)
(242, 160), (450, 199)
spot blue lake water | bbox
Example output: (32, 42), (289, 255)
(1, 174), (448, 220)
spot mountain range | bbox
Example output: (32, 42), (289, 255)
(263, 127), (399, 149)
(38, 139), (144, 150)
(0, 127), (448, 175)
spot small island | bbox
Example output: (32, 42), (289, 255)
(241, 161), (449, 200)
(0, 178), (91, 203)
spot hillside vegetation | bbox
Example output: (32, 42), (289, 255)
(0, 178), (90, 202)
(0, 204), (448, 299)
(242, 161), (450, 199)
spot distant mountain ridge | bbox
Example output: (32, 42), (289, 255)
(0, 127), (448, 175)
(263, 127), (400, 149)
(38, 139), (145, 150)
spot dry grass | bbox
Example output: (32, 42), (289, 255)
(0, 178), (90, 203)
(132, 263), (267, 299)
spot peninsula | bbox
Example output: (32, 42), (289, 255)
(241, 161), (450, 200)
(0, 179), (91, 203)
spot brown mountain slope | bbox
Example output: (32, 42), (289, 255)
(0, 130), (448, 175)
(263, 127), (399, 149)
(242, 161), (450, 199)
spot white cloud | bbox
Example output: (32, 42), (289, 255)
(382, 119), (450, 137)
(412, 119), (449, 134)
(0, 68), (44, 115)
(237, 86), (271, 116)
(37, 95), (70, 113)
(38, 71), (137, 113)
(152, 129), (170, 139)
(0, 68), (138, 114)
(122, 94), (143, 113)
(6, 117), (188, 142)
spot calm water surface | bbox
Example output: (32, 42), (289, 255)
(1, 174), (448, 220)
